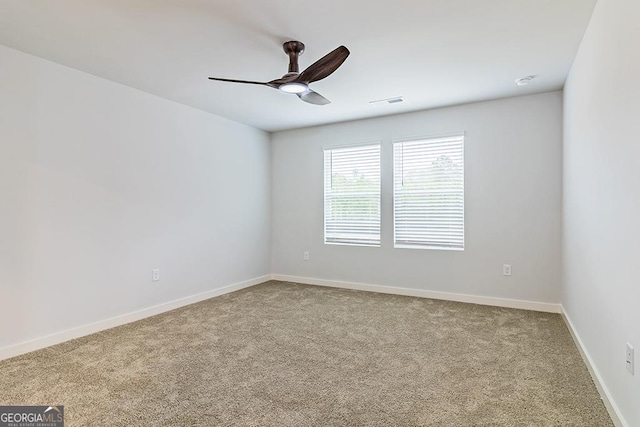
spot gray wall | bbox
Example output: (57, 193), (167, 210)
(0, 45), (271, 349)
(271, 92), (562, 304)
(563, 0), (640, 424)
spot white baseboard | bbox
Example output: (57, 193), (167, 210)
(0, 274), (270, 362)
(270, 274), (561, 313)
(561, 307), (627, 427)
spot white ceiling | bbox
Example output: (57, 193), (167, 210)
(0, 0), (596, 132)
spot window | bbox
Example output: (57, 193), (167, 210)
(393, 135), (464, 250)
(324, 144), (381, 246)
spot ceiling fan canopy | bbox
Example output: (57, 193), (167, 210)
(208, 41), (350, 105)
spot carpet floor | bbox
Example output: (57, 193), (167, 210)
(0, 281), (612, 426)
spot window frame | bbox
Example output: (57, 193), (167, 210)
(392, 133), (465, 251)
(323, 143), (382, 247)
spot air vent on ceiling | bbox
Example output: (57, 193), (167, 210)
(369, 96), (404, 106)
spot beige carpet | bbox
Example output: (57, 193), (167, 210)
(0, 281), (612, 426)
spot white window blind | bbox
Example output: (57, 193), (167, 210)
(393, 135), (464, 250)
(324, 144), (381, 246)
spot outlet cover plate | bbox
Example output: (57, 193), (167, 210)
(503, 264), (512, 276)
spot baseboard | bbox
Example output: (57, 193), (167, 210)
(561, 307), (627, 427)
(270, 274), (561, 313)
(0, 274), (270, 362)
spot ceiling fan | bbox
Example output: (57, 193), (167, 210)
(208, 41), (350, 105)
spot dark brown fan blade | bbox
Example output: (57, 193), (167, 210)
(297, 89), (331, 105)
(295, 46), (350, 84)
(208, 77), (269, 86)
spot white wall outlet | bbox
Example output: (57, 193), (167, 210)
(503, 264), (512, 276)
(303, 251), (310, 261)
(627, 343), (634, 375)
(152, 268), (160, 282)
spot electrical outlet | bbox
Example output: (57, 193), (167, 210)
(627, 343), (635, 375)
(303, 251), (310, 261)
(152, 268), (160, 282)
(503, 264), (512, 276)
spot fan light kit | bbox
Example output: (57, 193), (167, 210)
(279, 82), (308, 94)
(208, 41), (350, 105)
(515, 76), (535, 86)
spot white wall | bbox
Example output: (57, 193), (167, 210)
(0, 45), (271, 351)
(562, 0), (640, 424)
(271, 92), (562, 304)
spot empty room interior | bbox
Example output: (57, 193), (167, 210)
(0, 0), (638, 425)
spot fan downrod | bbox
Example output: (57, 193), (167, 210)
(283, 41), (305, 74)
